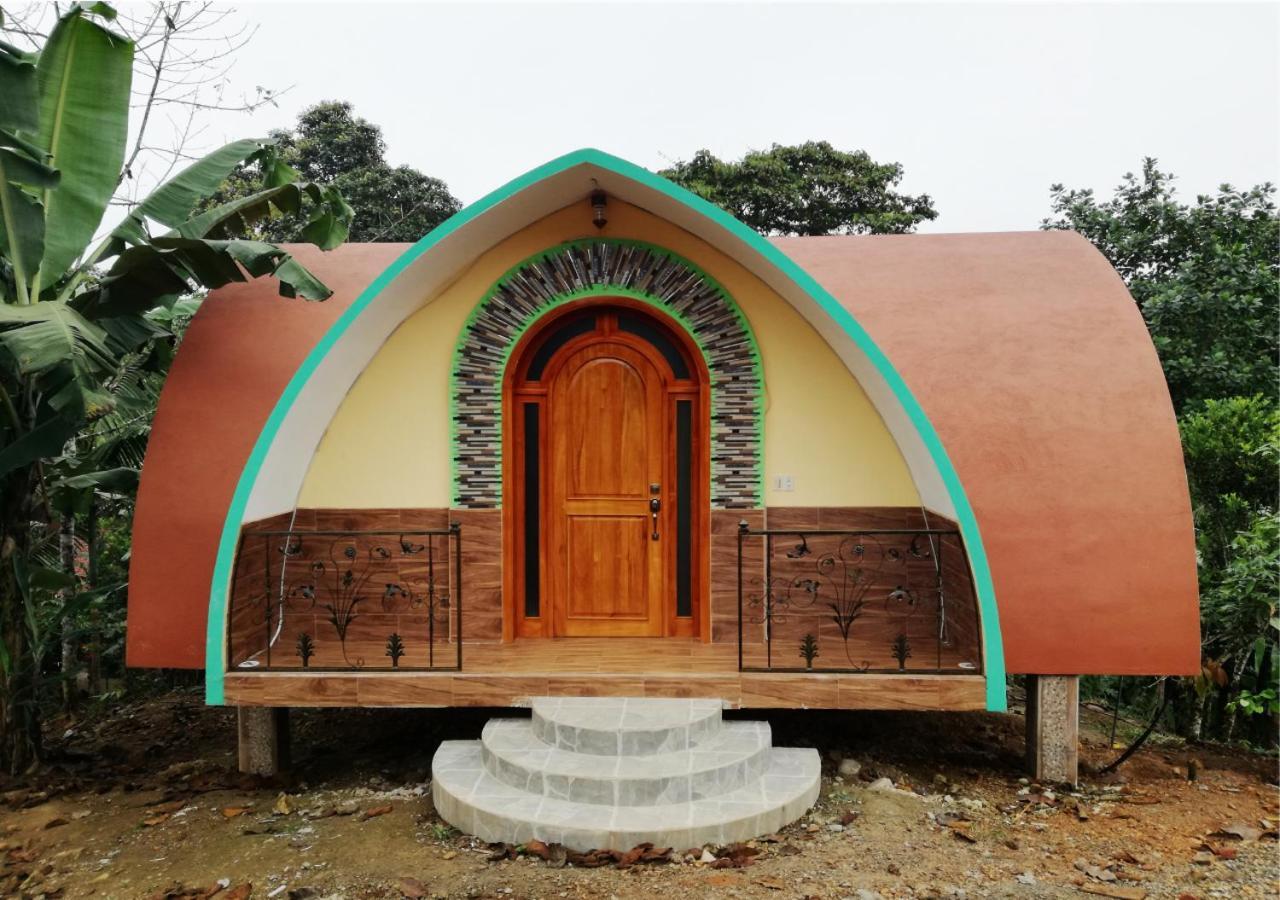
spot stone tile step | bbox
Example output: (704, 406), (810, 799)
(481, 718), (772, 806)
(432, 741), (820, 852)
(530, 696), (723, 756)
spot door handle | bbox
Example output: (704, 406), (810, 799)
(649, 497), (661, 540)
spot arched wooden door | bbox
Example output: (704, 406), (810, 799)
(505, 301), (707, 639)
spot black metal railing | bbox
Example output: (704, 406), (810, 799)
(736, 523), (982, 675)
(227, 524), (461, 672)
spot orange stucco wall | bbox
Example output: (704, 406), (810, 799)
(128, 232), (1200, 677)
(780, 232), (1200, 676)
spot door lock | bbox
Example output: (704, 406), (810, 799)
(649, 497), (661, 540)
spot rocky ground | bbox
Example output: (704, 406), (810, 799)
(0, 689), (1276, 900)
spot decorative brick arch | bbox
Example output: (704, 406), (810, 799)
(450, 238), (763, 509)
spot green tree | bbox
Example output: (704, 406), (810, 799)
(1204, 511), (1279, 742)
(0, 4), (351, 772)
(1043, 159), (1279, 411)
(1180, 396), (1279, 569)
(212, 101), (461, 243)
(660, 141), (937, 236)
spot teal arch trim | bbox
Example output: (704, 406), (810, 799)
(447, 237), (765, 509)
(205, 148), (1006, 711)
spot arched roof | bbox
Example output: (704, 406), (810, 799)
(126, 150), (1199, 709)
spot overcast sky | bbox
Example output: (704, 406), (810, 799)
(193, 2), (1278, 233)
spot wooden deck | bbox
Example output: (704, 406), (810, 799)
(223, 638), (987, 710)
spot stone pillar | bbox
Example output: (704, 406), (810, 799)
(1025, 675), (1079, 786)
(237, 707), (290, 777)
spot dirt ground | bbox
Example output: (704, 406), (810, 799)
(1, 689), (1276, 900)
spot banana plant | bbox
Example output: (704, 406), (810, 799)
(0, 2), (351, 772)
(0, 2), (351, 479)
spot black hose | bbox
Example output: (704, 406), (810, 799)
(1097, 677), (1170, 776)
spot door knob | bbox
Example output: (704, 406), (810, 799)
(649, 497), (661, 540)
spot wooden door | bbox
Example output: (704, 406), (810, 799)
(545, 340), (666, 637)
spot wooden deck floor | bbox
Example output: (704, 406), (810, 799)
(224, 638), (987, 711)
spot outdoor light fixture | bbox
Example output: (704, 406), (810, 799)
(590, 188), (608, 229)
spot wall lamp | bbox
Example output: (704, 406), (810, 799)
(590, 188), (608, 229)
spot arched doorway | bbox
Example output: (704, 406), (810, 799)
(504, 299), (709, 639)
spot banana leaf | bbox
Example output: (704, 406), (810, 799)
(0, 300), (116, 421)
(30, 4), (133, 292)
(0, 38), (39, 132)
(110, 138), (276, 245)
(176, 180), (352, 250)
(0, 128), (57, 300)
(0, 412), (79, 479)
(82, 236), (332, 317)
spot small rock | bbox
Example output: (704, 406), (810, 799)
(699, 848), (716, 863)
(838, 758), (862, 778)
(827, 823), (845, 833)
(397, 877), (427, 899)
(867, 777), (896, 793)
(1015, 872), (1036, 885)
(855, 890), (883, 900)
(1192, 851), (1214, 865)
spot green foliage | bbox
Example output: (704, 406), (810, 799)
(1204, 512), (1279, 724)
(1230, 687), (1278, 717)
(0, 4), (351, 772)
(1180, 396), (1279, 569)
(30, 3), (133, 293)
(660, 141), (937, 236)
(208, 101), (461, 243)
(1044, 159), (1278, 411)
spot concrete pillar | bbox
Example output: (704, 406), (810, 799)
(237, 707), (290, 777)
(1025, 675), (1079, 786)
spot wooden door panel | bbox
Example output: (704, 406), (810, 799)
(564, 358), (648, 499)
(549, 341), (665, 637)
(565, 516), (649, 619)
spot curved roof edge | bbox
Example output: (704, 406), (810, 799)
(201, 149), (1007, 710)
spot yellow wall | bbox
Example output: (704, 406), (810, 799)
(297, 200), (920, 508)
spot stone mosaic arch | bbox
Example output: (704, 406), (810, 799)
(451, 238), (763, 509)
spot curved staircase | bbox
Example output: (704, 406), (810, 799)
(431, 697), (821, 852)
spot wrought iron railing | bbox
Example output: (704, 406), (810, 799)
(736, 523), (982, 675)
(227, 525), (461, 672)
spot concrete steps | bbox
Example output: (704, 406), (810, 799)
(432, 697), (820, 851)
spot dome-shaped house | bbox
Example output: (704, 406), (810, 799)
(126, 149), (1199, 792)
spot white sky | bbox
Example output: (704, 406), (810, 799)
(190, 2), (1278, 233)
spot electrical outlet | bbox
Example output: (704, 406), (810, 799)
(773, 474), (795, 492)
